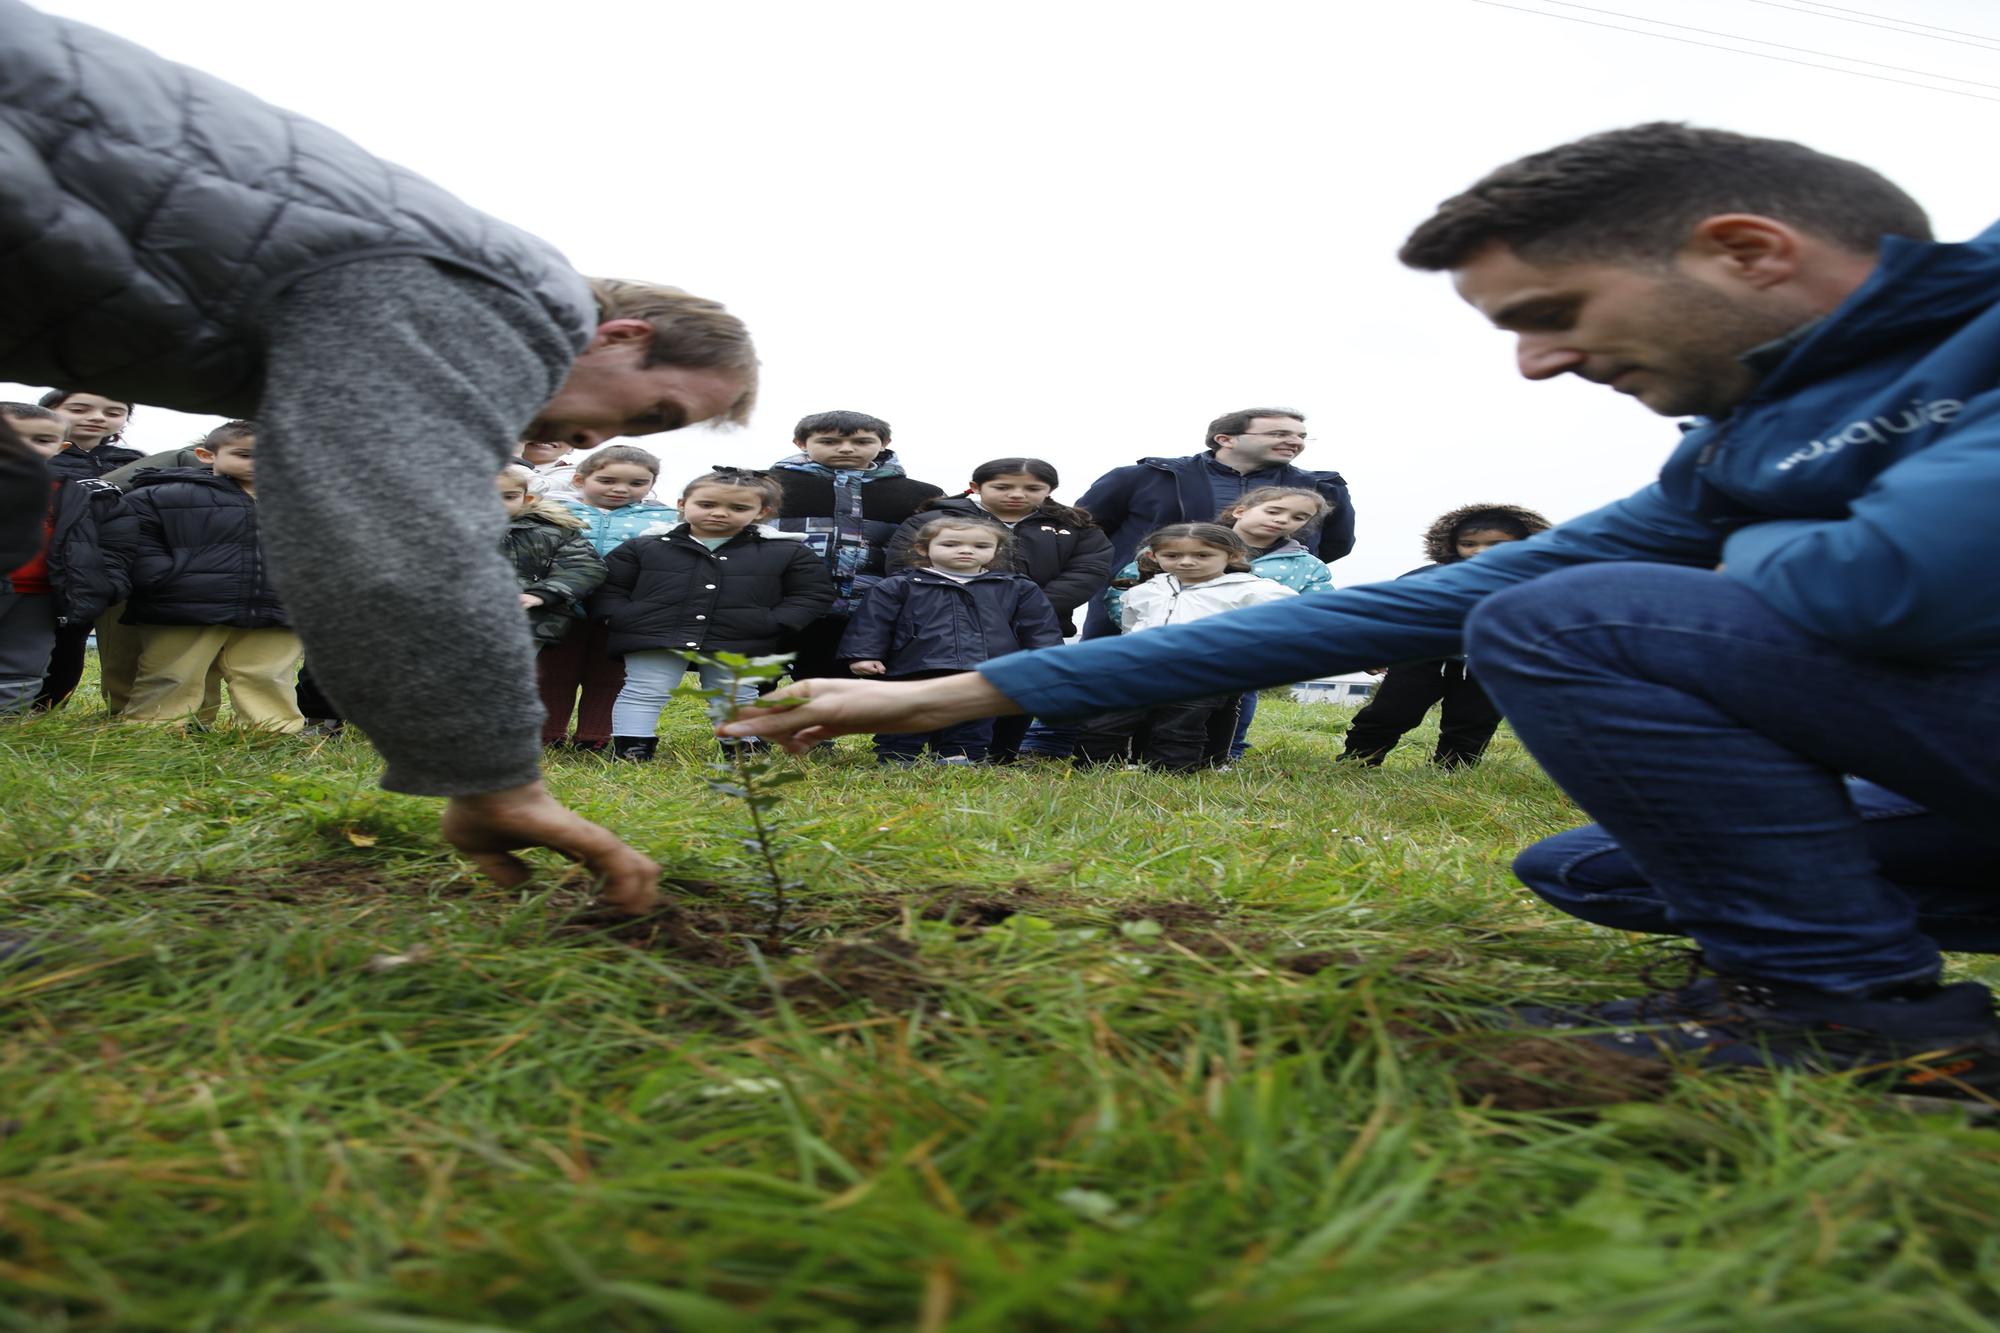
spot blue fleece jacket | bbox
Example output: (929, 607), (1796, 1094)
(985, 221), (2000, 719)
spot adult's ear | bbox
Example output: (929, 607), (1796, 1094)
(1681, 214), (1805, 290)
(587, 318), (655, 350)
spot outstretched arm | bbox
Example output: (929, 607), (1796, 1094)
(728, 482), (1723, 746)
(722, 672), (1020, 751)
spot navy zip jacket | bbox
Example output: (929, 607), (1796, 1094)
(985, 220), (2000, 719)
(100, 469), (288, 628)
(1075, 452), (1356, 570)
(839, 568), (1065, 676)
(885, 495), (1115, 633)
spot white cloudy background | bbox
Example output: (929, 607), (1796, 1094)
(10, 0), (1999, 585)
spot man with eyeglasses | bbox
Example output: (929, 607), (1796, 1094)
(1070, 407), (1356, 640)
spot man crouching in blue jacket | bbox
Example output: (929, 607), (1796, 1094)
(729, 122), (2000, 1101)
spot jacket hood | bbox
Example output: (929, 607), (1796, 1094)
(126, 467), (245, 493)
(1422, 503), (1553, 564)
(1753, 223), (2000, 397)
(772, 450), (909, 481)
(515, 497), (584, 530)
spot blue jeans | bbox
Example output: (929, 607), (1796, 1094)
(1229, 691), (1257, 760)
(611, 652), (762, 736)
(1465, 563), (2000, 995)
(1030, 692), (1255, 759)
(1516, 778), (2000, 952)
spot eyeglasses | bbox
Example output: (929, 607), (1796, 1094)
(1234, 431), (1313, 442)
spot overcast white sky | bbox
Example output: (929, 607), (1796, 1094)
(11, 0), (1999, 584)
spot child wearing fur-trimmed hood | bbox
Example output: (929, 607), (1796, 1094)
(496, 466), (606, 647)
(1339, 502), (1551, 769)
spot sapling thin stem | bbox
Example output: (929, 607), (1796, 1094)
(686, 651), (806, 949)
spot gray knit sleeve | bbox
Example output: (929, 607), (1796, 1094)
(252, 257), (583, 795)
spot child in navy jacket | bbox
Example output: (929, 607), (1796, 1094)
(840, 516), (1063, 763)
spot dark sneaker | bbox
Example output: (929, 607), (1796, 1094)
(1509, 960), (2000, 1103)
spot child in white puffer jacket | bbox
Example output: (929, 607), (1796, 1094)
(1077, 523), (1295, 771)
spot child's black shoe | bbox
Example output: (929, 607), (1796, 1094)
(610, 735), (658, 762)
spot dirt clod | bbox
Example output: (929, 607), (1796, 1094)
(1452, 1036), (1677, 1111)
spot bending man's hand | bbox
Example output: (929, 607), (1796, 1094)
(441, 779), (662, 915)
(719, 672), (1020, 752)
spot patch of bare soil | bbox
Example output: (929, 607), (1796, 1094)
(1113, 900), (1222, 928)
(1276, 947), (1455, 978)
(82, 860), (432, 906)
(555, 900), (786, 965)
(918, 883), (1048, 931)
(1450, 1035), (1677, 1111)
(780, 936), (933, 1011)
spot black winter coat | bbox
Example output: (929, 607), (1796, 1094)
(100, 470), (288, 628)
(47, 441), (144, 481)
(885, 495), (1114, 634)
(42, 478), (127, 624)
(596, 526), (835, 656)
(502, 508), (607, 646)
(837, 569), (1064, 676)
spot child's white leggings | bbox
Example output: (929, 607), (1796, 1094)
(611, 650), (763, 737)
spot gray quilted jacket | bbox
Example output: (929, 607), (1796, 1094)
(0, 0), (595, 415)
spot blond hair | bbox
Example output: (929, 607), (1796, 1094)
(587, 278), (759, 425)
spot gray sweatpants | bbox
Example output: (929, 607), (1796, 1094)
(255, 257), (577, 795)
(0, 591), (56, 712)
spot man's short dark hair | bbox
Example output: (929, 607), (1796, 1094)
(1205, 407), (1303, 452)
(1399, 122), (1932, 272)
(794, 410), (891, 444)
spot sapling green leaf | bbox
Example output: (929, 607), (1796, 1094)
(682, 650), (806, 948)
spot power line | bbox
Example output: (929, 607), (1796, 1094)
(1543, 0), (2000, 90)
(1779, 0), (2000, 45)
(1738, 0), (2000, 52)
(1467, 0), (2000, 104)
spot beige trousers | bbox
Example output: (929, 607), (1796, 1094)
(125, 625), (305, 732)
(95, 605), (221, 721)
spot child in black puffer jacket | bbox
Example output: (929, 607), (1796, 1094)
(840, 515), (1063, 764)
(596, 469), (834, 761)
(100, 427), (303, 732)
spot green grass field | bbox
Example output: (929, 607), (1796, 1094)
(5, 688), (2000, 1331)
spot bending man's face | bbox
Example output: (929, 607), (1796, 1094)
(1452, 241), (1800, 419)
(529, 334), (749, 450)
